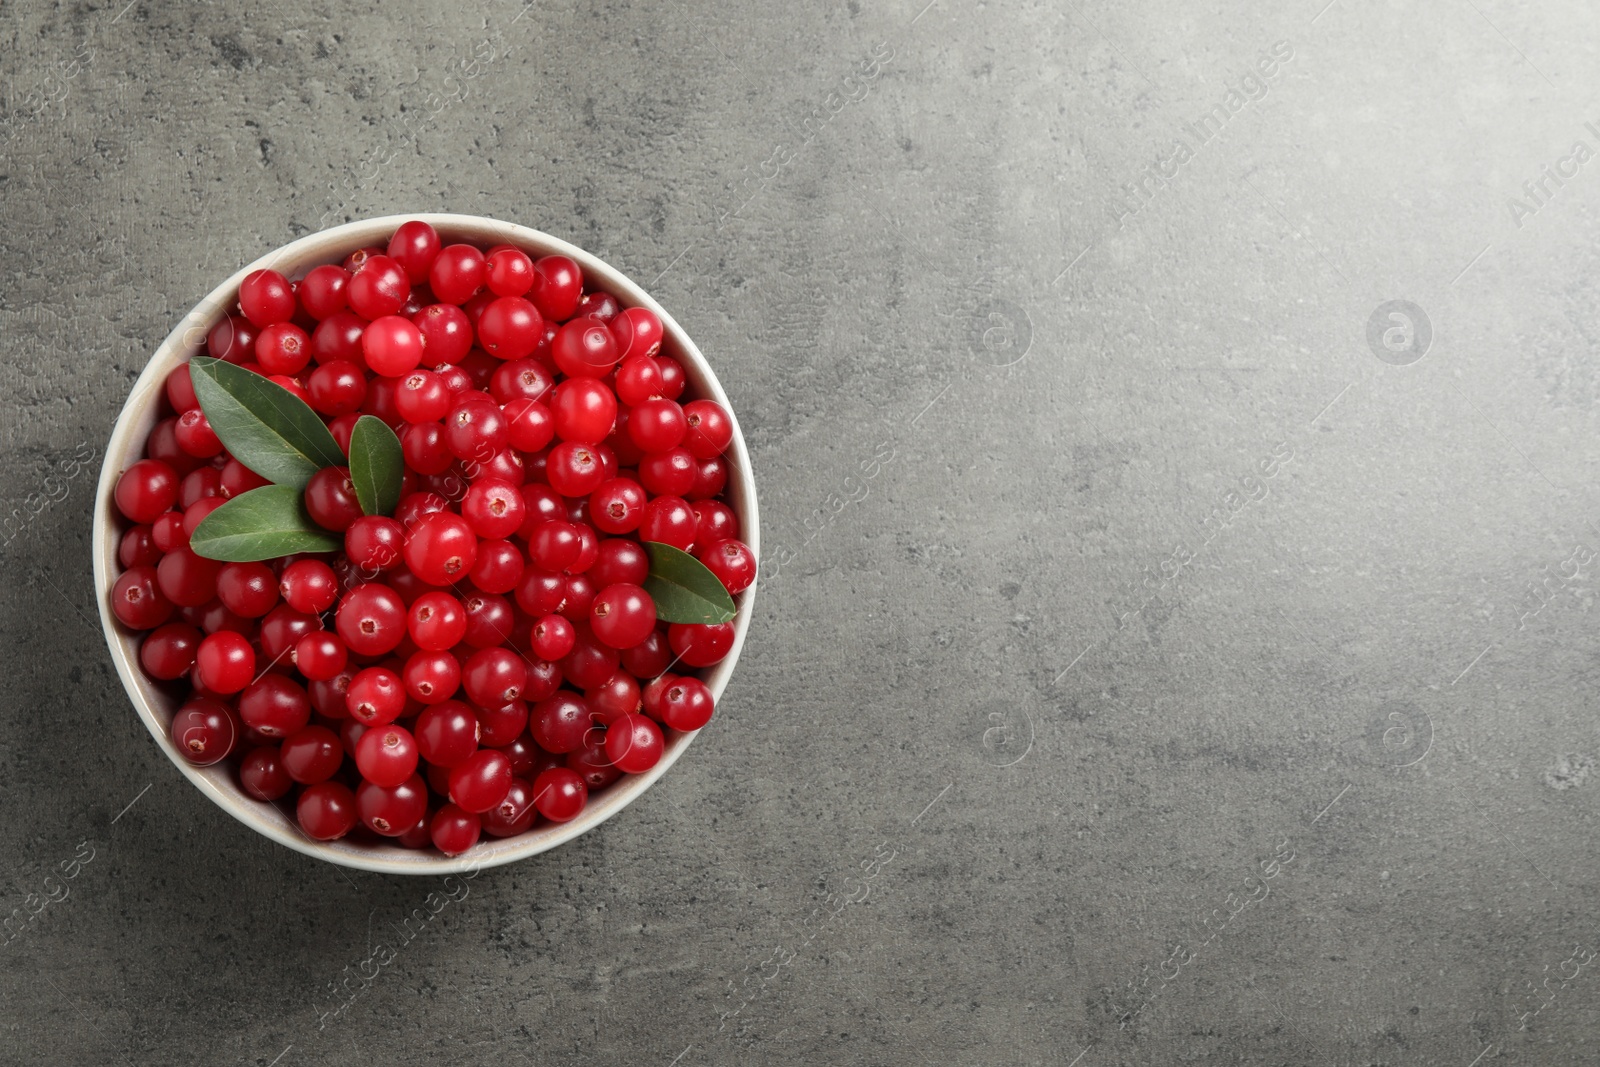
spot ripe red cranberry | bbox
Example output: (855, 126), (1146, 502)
(530, 614), (576, 661)
(239, 746), (293, 800)
(400, 422), (453, 474)
(546, 442), (605, 497)
(462, 647), (527, 707)
(645, 674), (715, 731)
(638, 495), (696, 550)
(306, 361), (368, 416)
(682, 399), (734, 459)
(279, 559), (338, 613)
(282, 725), (344, 784)
(530, 693), (593, 754)
(478, 296), (543, 361)
(388, 220), (441, 283)
(430, 804), (481, 855)
(576, 290), (620, 322)
(355, 724), (420, 788)
(297, 780), (358, 839)
(492, 358), (555, 405)
(563, 571), (598, 614)
(402, 649), (461, 704)
(461, 592), (515, 648)
(169, 697), (239, 766)
(605, 712), (663, 774)
(529, 255), (583, 320)
(345, 515), (405, 572)
(552, 318), (619, 378)
(466, 539), (521, 595)
(336, 583), (407, 656)
(443, 398), (508, 462)
(255, 322), (310, 375)
(590, 583), (657, 649)
(259, 605), (319, 662)
(586, 670), (642, 724)
(460, 478), (525, 539)
(174, 407), (222, 458)
(179, 466), (225, 509)
(237, 673), (311, 738)
(656, 357), (687, 400)
(448, 749), (514, 814)
(532, 766), (587, 822)
(589, 538), (650, 588)
(413, 303), (472, 364)
(346, 665), (406, 726)
(395, 369), (449, 423)
(484, 247), (534, 297)
(362, 314), (426, 376)
(551, 378), (618, 444)
(481, 777), (537, 837)
(304, 466), (362, 535)
(194, 630), (254, 693)
(115, 459), (180, 523)
(429, 244), (486, 304)
(310, 311), (367, 365)
(239, 269), (296, 327)
(215, 561), (279, 617)
(120, 525), (162, 569)
(697, 538), (756, 595)
(111, 563), (173, 630)
(155, 547), (219, 608)
(353, 775), (430, 838)
(691, 500), (739, 544)
(628, 398), (687, 452)
(208, 313), (259, 363)
(295, 631), (348, 681)
(415, 700), (479, 767)
(561, 626), (619, 690)
(637, 447), (696, 497)
(614, 307), (664, 360)
(405, 590), (466, 650)
(668, 622), (736, 668)
(402, 511), (478, 585)
(140, 622), (202, 679)
(569, 732), (622, 790)
(347, 255), (410, 320)
(476, 698), (529, 747)
(620, 629), (674, 680)
(166, 363), (198, 409)
(688, 456), (728, 500)
(589, 478), (647, 535)
(220, 458), (270, 499)
(614, 356), (663, 406)
(298, 264), (350, 319)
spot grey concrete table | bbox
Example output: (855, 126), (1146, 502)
(2, 0), (1597, 1063)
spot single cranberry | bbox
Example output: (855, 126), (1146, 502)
(682, 399), (734, 459)
(629, 398), (687, 452)
(237, 673), (311, 739)
(259, 605), (320, 662)
(115, 459), (180, 523)
(478, 296), (543, 361)
(355, 723), (420, 788)
(165, 697), (237, 766)
(614, 356), (663, 406)
(255, 322), (311, 375)
(485, 247), (535, 297)
(173, 407), (222, 459)
(139, 622), (202, 680)
(402, 511), (478, 585)
(219, 458), (270, 500)
(394, 369), (449, 423)
(429, 244), (486, 304)
(297, 780), (358, 839)
(193, 630), (254, 693)
(389, 220), (442, 283)
(460, 592), (515, 648)
(295, 631), (348, 681)
(240, 746), (293, 800)
(688, 457), (728, 501)
(604, 713), (663, 774)
(153, 546), (219, 608)
(646, 674), (715, 731)
(481, 776), (537, 837)
(546, 442), (605, 497)
(307, 665), (356, 718)
(443, 398), (507, 463)
(306, 361), (368, 416)
(563, 571), (598, 615)
(475, 698), (529, 748)
(336, 583), (407, 656)
(179, 466), (225, 509)
(584, 478), (643, 536)
(637, 447), (696, 498)
(530, 693), (593, 754)
(119, 525), (162, 569)
(462, 647), (527, 707)
(569, 732), (622, 790)
(399, 422), (453, 475)
(303, 465), (363, 534)
(448, 749), (513, 814)
(458, 478), (524, 539)
(402, 649), (461, 705)
(279, 559), (338, 614)
(616, 307), (664, 360)
(529, 614), (576, 661)
(309, 311), (367, 365)
(590, 583), (657, 650)
(692, 500), (740, 544)
(112, 566), (172, 633)
(656, 357), (687, 400)
(430, 804), (481, 855)
(413, 303), (473, 364)
(668, 622), (736, 668)
(638, 495), (697, 550)
(239, 269), (296, 327)
(298, 264), (350, 319)
(214, 561), (278, 618)
(415, 700), (479, 767)
(562, 627), (621, 692)
(620, 629), (674, 680)
(281, 724), (344, 784)
(407, 591), (467, 650)
(529, 255), (583, 320)
(697, 538), (756, 595)
(347, 254), (410, 320)
(345, 515), (406, 572)
(208, 313), (259, 363)
(575, 290), (620, 322)
(552, 318), (619, 378)
(492, 358), (555, 405)
(532, 766), (587, 822)
(345, 666), (406, 726)
(586, 670), (642, 724)
(551, 378), (618, 444)
(362, 314), (426, 376)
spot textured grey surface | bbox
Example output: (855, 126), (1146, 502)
(3, 0), (1600, 1063)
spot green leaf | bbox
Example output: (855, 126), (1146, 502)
(643, 541), (738, 624)
(189, 485), (341, 562)
(348, 415), (404, 517)
(189, 356), (346, 490)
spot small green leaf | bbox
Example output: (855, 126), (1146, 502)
(643, 541), (738, 624)
(190, 485), (341, 562)
(348, 415), (404, 517)
(189, 356), (346, 490)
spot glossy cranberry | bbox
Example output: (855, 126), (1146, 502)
(528, 614), (575, 661)
(279, 559), (338, 614)
(155, 547), (220, 608)
(530, 693), (593, 754)
(307, 361), (367, 416)
(254, 321), (310, 375)
(496, 736), (550, 779)
(183, 496), (226, 539)
(692, 500), (739, 544)
(461, 647), (527, 707)
(620, 629), (674, 679)
(590, 583), (657, 650)
(220, 458), (270, 499)
(192, 630), (253, 693)
(257, 605), (318, 663)
(413, 303), (473, 365)
(681, 399), (734, 459)
(147, 418), (202, 475)
(442, 398), (507, 463)
(302, 466), (361, 533)
(345, 516), (405, 573)
(481, 776), (537, 837)
(569, 732), (622, 790)
(582, 478), (642, 535)
(394, 369), (449, 423)
(455, 479), (521, 541)
(688, 456), (728, 500)
(353, 774), (427, 836)
(240, 746), (293, 800)
(295, 631), (348, 681)
(552, 318), (619, 378)
(464, 540), (520, 595)
(697, 538), (756, 595)
(281, 724), (344, 783)
(429, 244), (486, 305)
(388, 220), (441, 283)
(614, 356), (663, 406)
(179, 466), (225, 509)
(628, 399), (686, 453)
(188, 600), (252, 636)
(172, 407), (222, 459)
(403, 590), (464, 650)
(297, 781), (358, 839)
(362, 314), (425, 376)
(550, 378), (618, 444)
(307, 665), (356, 718)
(400, 422), (453, 474)
(415, 700), (479, 768)
(638, 495), (697, 550)
(362, 373), (406, 427)
(604, 713), (663, 774)
(402, 649), (460, 704)
(355, 723), (420, 788)
(529, 255), (583, 320)
(298, 264), (350, 319)
(336, 583), (407, 656)
(347, 254), (410, 321)
(208, 313), (259, 363)
(430, 804), (481, 854)
(140, 622), (201, 679)
(461, 592), (515, 648)
(475, 698), (529, 748)
(447, 749), (513, 814)
(120, 525), (162, 569)
(214, 561), (278, 618)
(531, 766), (587, 822)
(637, 447), (696, 497)
(586, 670), (642, 724)
(309, 311), (366, 365)
(234, 674), (309, 740)
(545, 442), (605, 497)
(346, 665), (406, 726)
(648, 674), (715, 730)
(563, 572), (598, 616)
(239, 268), (296, 327)
(478, 296), (543, 361)
(485, 247), (535, 297)
(403, 511), (478, 585)
(491, 358), (555, 406)
(668, 622), (736, 668)
(515, 568), (567, 617)
(614, 307), (664, 360)
(115, 459), (180, 523)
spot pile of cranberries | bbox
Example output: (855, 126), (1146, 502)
(108, 220), (754, 855)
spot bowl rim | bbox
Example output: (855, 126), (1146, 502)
(91, 213), (759, 874)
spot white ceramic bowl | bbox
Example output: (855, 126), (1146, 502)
(92, 214), (758, 874)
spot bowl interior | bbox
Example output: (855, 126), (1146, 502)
(92, 214), (758, 874)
